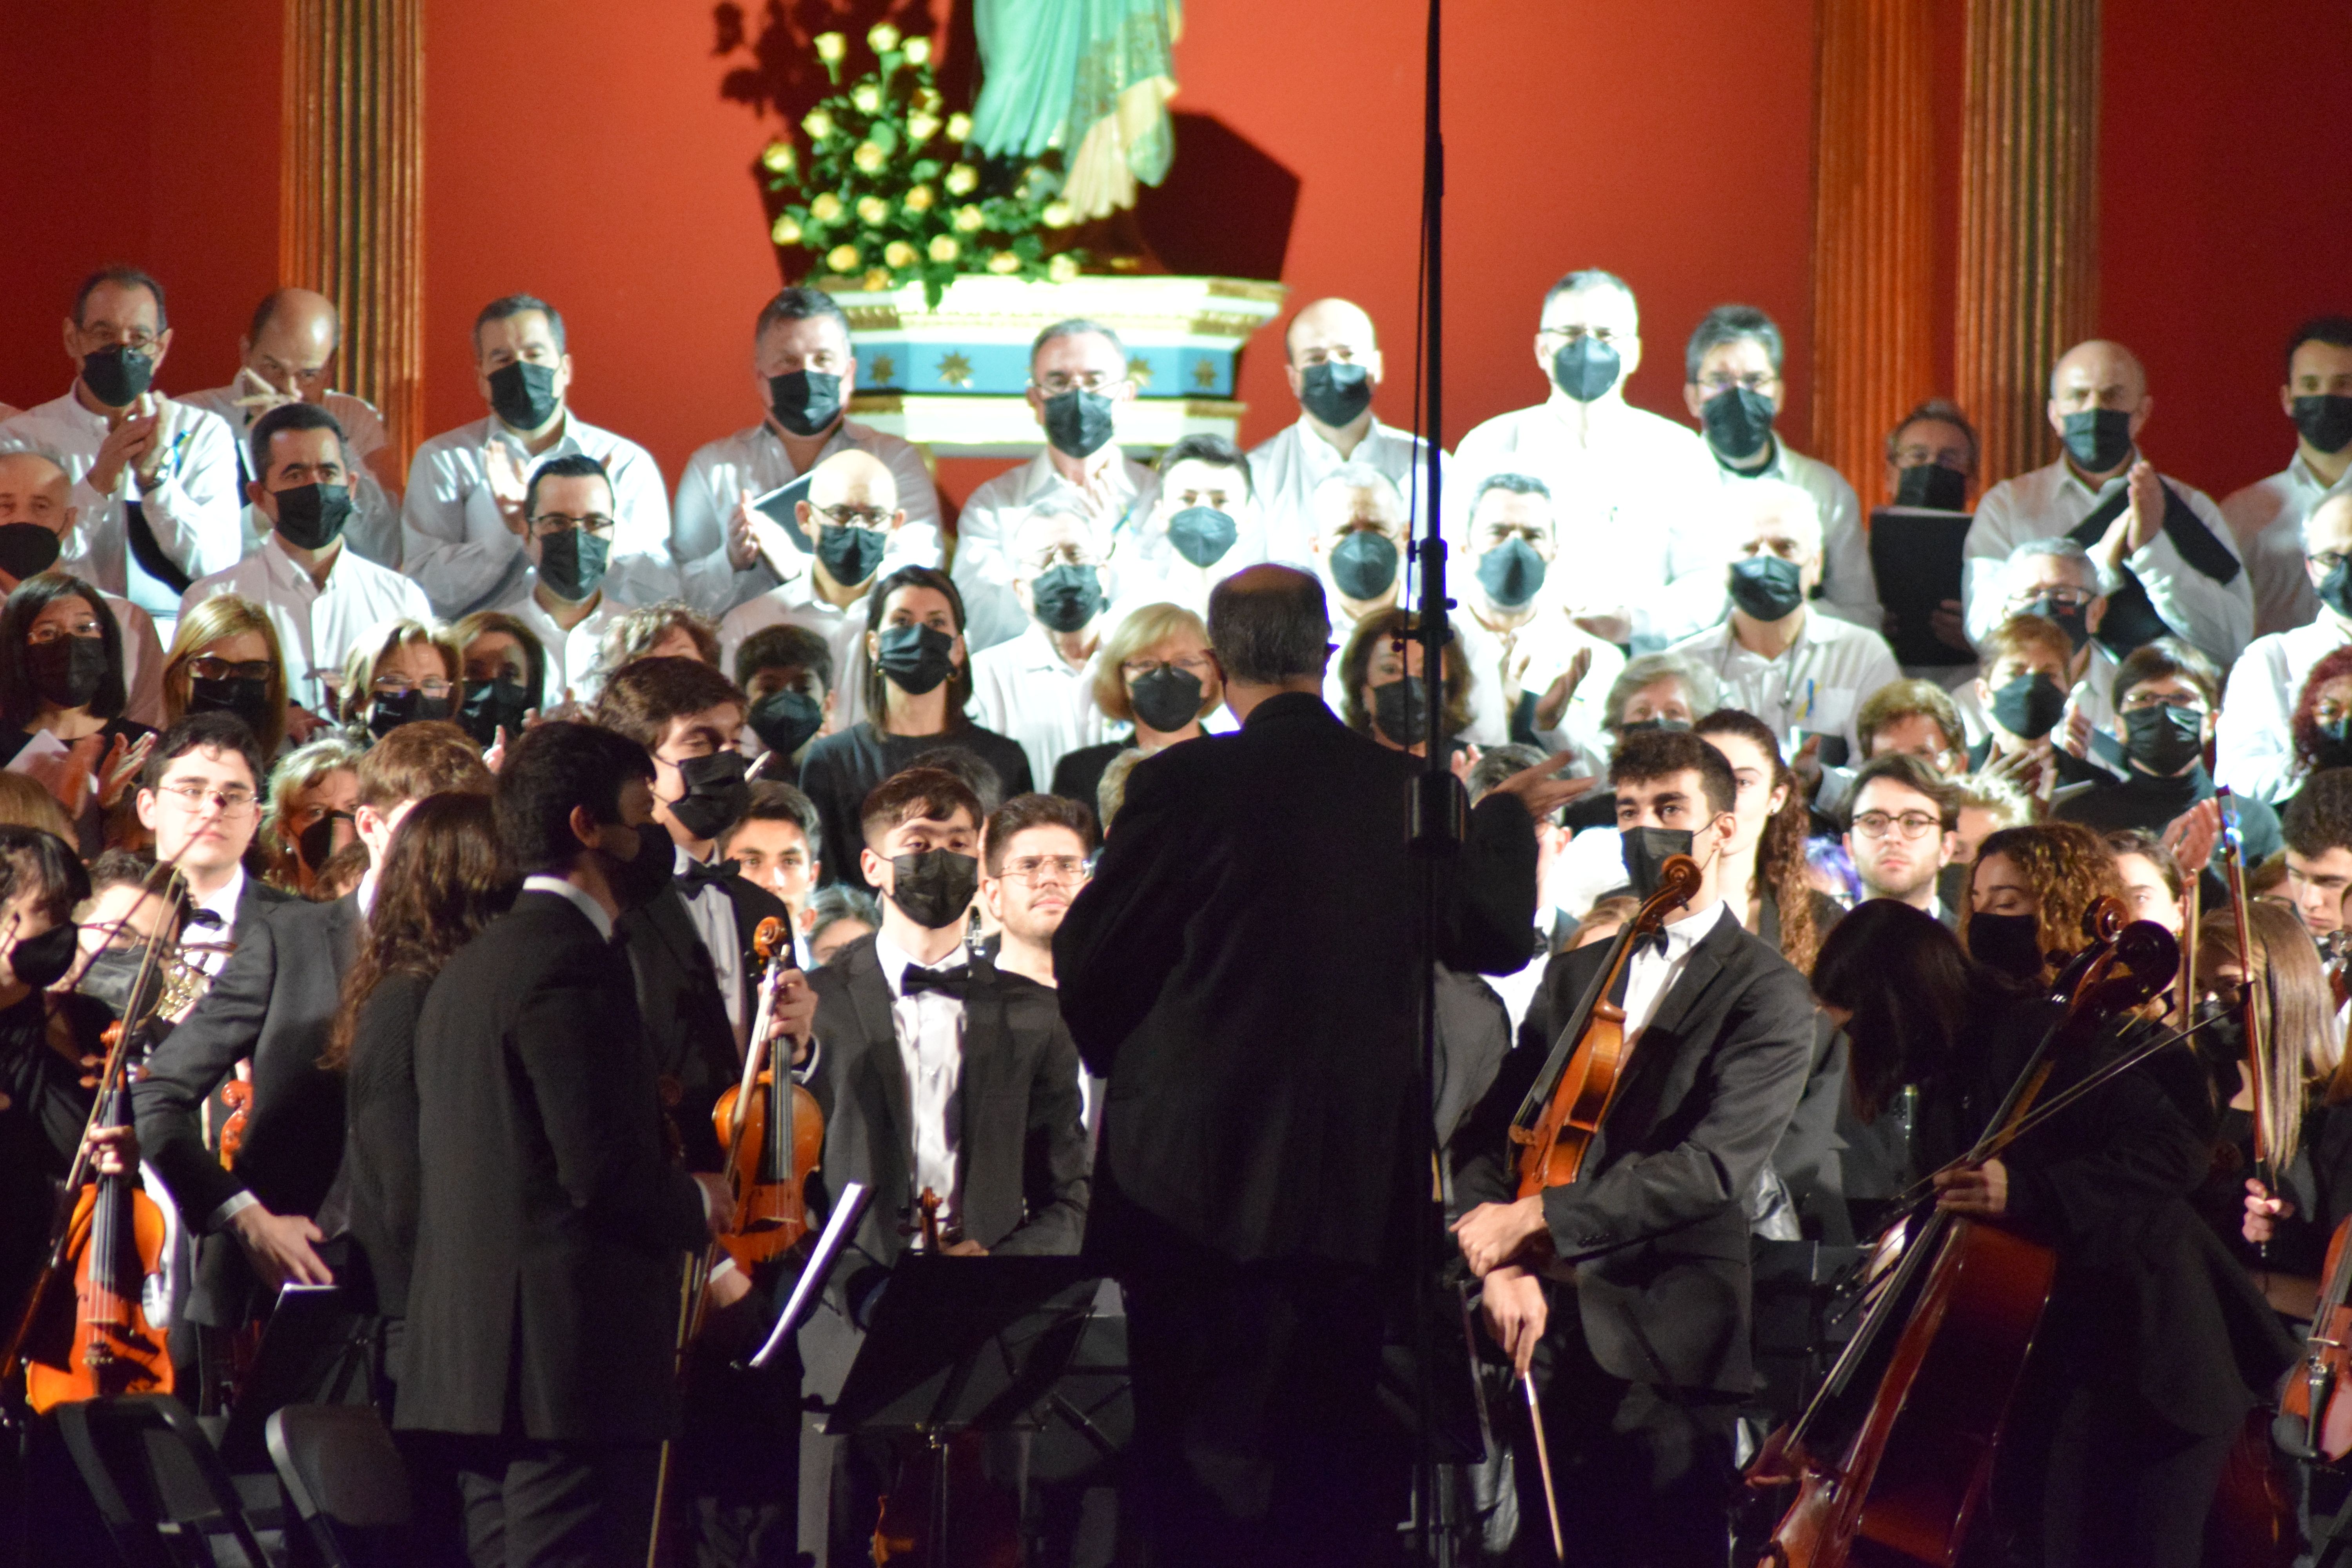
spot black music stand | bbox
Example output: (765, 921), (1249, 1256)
(828, 1255), (1100, 1559)
(215, 1285), (372, 1472)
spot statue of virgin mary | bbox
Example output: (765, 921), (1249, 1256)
(967, 0), (1180, 222)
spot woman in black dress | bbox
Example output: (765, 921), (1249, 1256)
(0, 572), (155, 858)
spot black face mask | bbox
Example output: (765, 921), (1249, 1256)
(2313, 716), (2352, 773)
(1167, 506), (1238, 569)
(1967, 911), (2045, 981)
(7, 920), (78, 991)
(1727, 554), (1805, 621)
(2319, 555), (2352, 623)
(1298, 360), (1374, 427)
(538, 526), (610, 602)
(80, 345), (154, 408)
(271, 483), (352, 552)
(748, 688), (825, 758)
(1042, 388), (1116, 459)
(367, 688), (454, 739)
(457, 675), (534, 748)
(1550, 336), (1620, 403)
(1329, 530), (1399, 602)
(1030, 564), (1105, 633)
(1370, 676), (1429, 746)
(2023, 594), (2093, 653)
(1129, 666), (1203, 735)
(668, 750), (751, 843)
(488, 360), (562, 431)
(815, 523), (888, 588)
(26, 635), (107, 710)
(1702, 387), (1775, 462)
(295, 811), (348, 874)
(1477, 536), (1548, 608)
(875, 622), (957, 696)
(2123, 704), (2205, 776)
(2196, 996), (2249, 1065)
(0, 524), (61, 583)
(188, 674), (274, 736)
(604, 820), (676, 911)
(74, 941), (156, 1014)
(1618, 717), (1690, 735)
(2060, 408), (2134, 474)
(768, 370), (843, 437)
(1893, 461), (1968, 512)
(1620, 826), (1695, 904)
(2294, 395), (2352, 457)
(887, 848), (981, 931)
(1989, 671), (2068, 742)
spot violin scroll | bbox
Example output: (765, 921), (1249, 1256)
(751, 915), (786, 964)
(1635, 855), (1704, 930)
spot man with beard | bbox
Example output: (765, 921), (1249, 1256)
(1842, 752), (1962, 926)
(979, 791), (1095, 988)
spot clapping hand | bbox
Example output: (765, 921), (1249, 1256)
(484, 442), (532, 537)
(1532, 647), (1593, 734)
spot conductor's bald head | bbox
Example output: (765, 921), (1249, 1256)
(1208, 564), (1333, 688)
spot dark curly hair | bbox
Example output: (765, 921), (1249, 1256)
(1968, 821), (2125, 982)
(2291, 644), (2352, 778)
(1692, 709), (1822, 973)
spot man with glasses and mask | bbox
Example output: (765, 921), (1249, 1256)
(403, 294), (675, 619)
(1964, 537), (2125, 780)
(1247, 298), (1449, 565)
(1961, 339), (2252, 666)
(2218, 492), (2352, 803)
(1453, 472), (1624, 757)
(1453, 269), (1723, 651)
(956, 319), (1152, 653)
(720, 448), (907, 734)
(1843, 753), (1963, 926)
(2, 268), (243, 638)
(970, 497), (1120, 788)
(1880, 399), (1982, 672)
(1683, 305), (1877, 632)
(180, 403), (430, 714)
(1301, 463), (1409, 631)
(2224, 317), (2352, 639)
(486, 453), (638, 707)
(673, 287), (942, 619)
(0, 441), (168, 725)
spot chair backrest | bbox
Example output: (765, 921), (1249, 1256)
(264, 1403), (411, 1566)
(55, 1394), (274, 1568)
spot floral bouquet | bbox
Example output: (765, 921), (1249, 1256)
(762, 23), (1082, 307)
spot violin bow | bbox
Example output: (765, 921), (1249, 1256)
(2217, 789), (2282, 1210)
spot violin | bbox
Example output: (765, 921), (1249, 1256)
(218, 1071), (252, 1166)
(2286, 1214), (2352, 1461)
(710, 916), (824, 1268)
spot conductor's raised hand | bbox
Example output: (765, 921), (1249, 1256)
(1485, 750), (1594, 821)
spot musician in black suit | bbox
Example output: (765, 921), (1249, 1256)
(805, 764), (1089, 1561)
(132, 723), (492, 1343)
(396, 721), (730, 1567)
(1054, 565), (1572, 1566)
(1452, 726), (1817, 1568)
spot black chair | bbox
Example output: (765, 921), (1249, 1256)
(54, 1393), (278, 1567)
(263, 1405), (411, 1568)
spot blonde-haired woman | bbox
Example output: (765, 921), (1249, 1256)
(161, 593), (293, 759)
(1051, 602), (1223, 810)
(335, 620), (461, 741)
(260, 737), (366, 897)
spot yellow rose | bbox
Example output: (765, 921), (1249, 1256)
(813, 31), (846, 63)
(809, 191), (843, 221)
(914, 87), (942, 114)
(953, 204), (985, 233)
(928, 235), (960, 263)
(770, 214), (804, 245)
(987, 250), (1023, 275)
(946, 112), (973, 142)
(802, 107), (834, 141)
(904, 36), (931, 66)
(826, 243), (861, 272)
(759, 140), (796, 174)
(1041, 201), (1074, 229)
(884, 241), (918, 268)
(855, 195), (889, 225)
(903, 184), (934, 212)
(851, 83), (881, 114)
(944, 164), (978, 196)
(907, 113), (939, 145)
(853, 141), (887, 174)
(867, 22), (900, 52)
(863, 267), (893, 291)
(1048, 253), (1080, 283)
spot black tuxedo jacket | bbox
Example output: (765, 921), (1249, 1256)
(1455, 907), (1816, 1394)
(617, 873), (790, 1172)
(806, 936), (1088, 1305)
(130, 885), (352, 1326)
(395, 890), (707, 1443)
(1053, 691), (1538, 1274)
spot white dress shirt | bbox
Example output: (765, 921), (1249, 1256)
(675, 843), (745, 1040)
(1247, 413), (1452, 567)
(872, 929), (968, 1237)
(401, 412), (675, 619)
(671, 418), (942, 619)
(1450, 399), (1729, 651)
(179, 385), (403, 569)
(522, 872), (613, 940)
(2, 387), (245, 628)
(1622, 899), (1730, 1044)
(1450, 605), (1625, 767)
(955, 451), (1152, 653)
(2215, 611), (2352, 803)
(180, 535), (434, 712)
(1666, 610), (1902, 759)
(967, 621), (1117, 788)
(1710, 440), (1879, 633)
(490, 575), (636, 709)
(1103, 501), (1270, 626)
(717, 577), (875, 731)
(1961, 457), (2254, 665)
(2221, 449), (2349, 639)
(181, 865), (250, 980)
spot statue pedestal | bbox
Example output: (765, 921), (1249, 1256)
(824, 274), (1287, 457)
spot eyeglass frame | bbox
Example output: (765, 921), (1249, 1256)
(1849, 809), (1944, 842)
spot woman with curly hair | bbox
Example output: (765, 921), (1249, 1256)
(1962, 819), (2126, 985)
(2285, 642), (2352, 811)
(1692, 708), (1837, 973)
(1338, 608), (1474, 757)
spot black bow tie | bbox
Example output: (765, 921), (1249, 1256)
(1629, 926), (1670, 961)
(900, 963), (970, 999)
(183, 907), (225, 931)
(676, 857), (740, 891)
